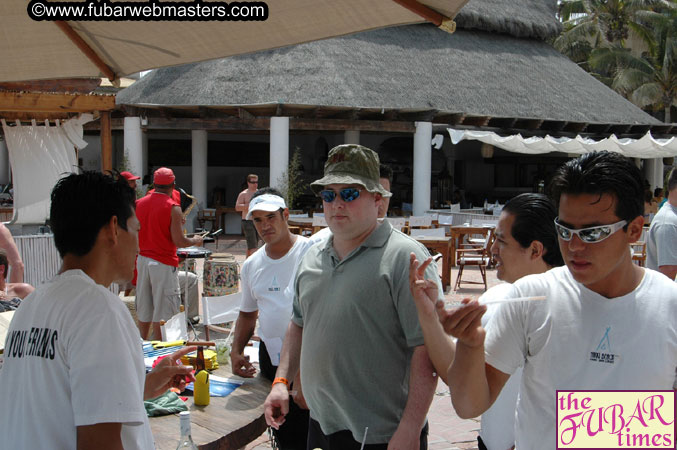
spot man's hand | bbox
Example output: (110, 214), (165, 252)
(409, 253), (440, 319)
(144, 346), (196, 400)
(264, 383), (290, 430)
(435, 299), (487, 348)
(230, 351), (256, 378)
(388, 423), (420, 450)
(193, 236), (204, 247)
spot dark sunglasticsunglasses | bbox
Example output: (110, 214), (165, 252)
(553, 217), (628, 243)
(319, 187), (363, 203)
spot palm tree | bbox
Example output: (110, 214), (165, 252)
(588, 6), (677, 121)
(555, 0), (665, 49)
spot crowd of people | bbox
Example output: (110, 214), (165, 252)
(0, 146), (675, 450)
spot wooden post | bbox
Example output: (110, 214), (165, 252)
(100, 111), (112, 173)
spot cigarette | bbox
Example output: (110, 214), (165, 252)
(444, 295), (546, 309)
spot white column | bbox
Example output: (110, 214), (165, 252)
(413, 122), (432, 216)
(123, 117), (143, 177)
(191, 130), (208, 208)
(344, 130), (360, 145)
(643, 158), (664, 191)
(270, 117), (289, 189)
(0, 139), (9, 185)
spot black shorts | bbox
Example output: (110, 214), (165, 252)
(307, 417), (429, 450)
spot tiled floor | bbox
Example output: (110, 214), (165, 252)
(179, 235), (500, 449)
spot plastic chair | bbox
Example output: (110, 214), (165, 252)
(202, 291), (243, 340)
(408, 215), (433, 233)
(386, 217), (407, 232)
(410, 228), (446, 238)
(160, 305), (188, 342)
(312, 215), (328, 234)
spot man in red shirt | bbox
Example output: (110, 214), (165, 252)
(135, 167), (203, 340)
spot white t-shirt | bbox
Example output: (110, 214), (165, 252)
(647, 202), (677, 270)
(240, 236), (312, 365)
(0, 270), (154, 449)
(485, 266), (677, 450)
(479, 283), (522, 450)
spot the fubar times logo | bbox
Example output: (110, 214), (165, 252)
(557, 391), (676, 449)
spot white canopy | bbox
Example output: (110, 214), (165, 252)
(447, 128), (677, 158)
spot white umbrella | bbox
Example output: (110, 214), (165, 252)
(0, 0), (466, 82)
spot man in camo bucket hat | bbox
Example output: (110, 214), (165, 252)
(264, 143), (440, 449)
(310, 144), (392, 198)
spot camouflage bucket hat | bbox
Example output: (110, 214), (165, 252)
(310, 144), (392, 197)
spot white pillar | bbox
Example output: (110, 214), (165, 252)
(270, 117), (289, 189)
(643, 158), (664, 191)
(191, 130), (208, 208)
(344, 130), (360, 145)
(413, 122), (432, 216)
(123, 117), (143, 177)
(0, 139), (9, 185)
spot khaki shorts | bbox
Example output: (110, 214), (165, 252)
(135, 255), (181, 323)
(242, 220), (260, 250)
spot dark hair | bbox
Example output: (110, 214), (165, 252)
(548, 151), (644, 226)
(379, 164), (393, 184)
(503, 193), (564, 267)
(668, 168), (677, 192)
(0, 249), (7, 280)
(50, 171), (136, 258)
(654, 187), (664, 198)
(251, 187), (285, 216)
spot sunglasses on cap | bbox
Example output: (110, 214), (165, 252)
(319, 187), (363, 203)
(553, 218), (628, 243)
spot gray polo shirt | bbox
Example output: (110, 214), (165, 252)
(292, 220), (442, 444)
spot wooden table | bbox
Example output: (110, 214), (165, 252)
(414, 236), (452, 291)
(150, 365), (271, 449)
(287, 217), (316, 235)
(448, 225), (493, 267)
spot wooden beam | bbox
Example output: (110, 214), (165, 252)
(0, 91), (115, 113)
(100, 111), (112, 173)
(86, 116), (416, 133)
(289, 118), (415, 132)
(54, 21), (116, 81)
(391, 0), (456, 32)
(0, 78), (101, 94)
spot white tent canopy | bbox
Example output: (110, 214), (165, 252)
(447, 128), (677, 158)
(1, 115), (92, 225)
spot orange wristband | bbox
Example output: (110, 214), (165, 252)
(272, 377), (289, 388)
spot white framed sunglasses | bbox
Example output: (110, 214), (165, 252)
(553, 217), (628, 243)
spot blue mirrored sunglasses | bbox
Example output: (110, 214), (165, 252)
(319, 187), (363, 203)
(553, 217), (628, 243)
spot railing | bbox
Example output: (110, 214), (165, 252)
(14, 234), (61, 287)
(14, 233), (120, 294)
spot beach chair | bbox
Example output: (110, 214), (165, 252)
(202, 291), (242, 340)
(454, 229), (494, 291)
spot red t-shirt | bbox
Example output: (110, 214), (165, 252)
(136, 192), (179, 267)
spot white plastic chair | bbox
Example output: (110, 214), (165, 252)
(408, 215), (433, 231)
(160, 305), (188, 342)
(202, 291), (243, 340)
(386, 217), (407, 232)
(410, 227), (446, 238)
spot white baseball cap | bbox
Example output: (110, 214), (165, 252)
(246, 194), (287, 220)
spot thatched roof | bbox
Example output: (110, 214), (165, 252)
(117, 23), (662, 131)
(456, 0), (561, 40)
